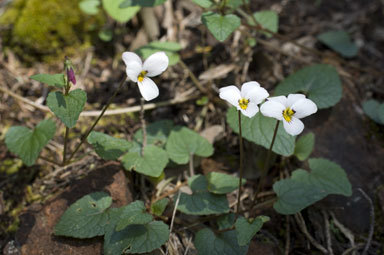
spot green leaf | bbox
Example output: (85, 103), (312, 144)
(30, 73), (65, 88)
(119, 0), (166, 7)
(273, 158), (352, 215)
(166, 126), (214, 164)
(98, 28), (113, 41)
(192, 0), (213, 8)
(274, 64), (342, 109)
(54, 192), (112, 238)
(226, 107), (295, 156)
(116, 201), (153, 231)
(104, 221), (169, 255)
(102, 0), (140, 23)
(317, 30), (358, 58)
(194, 228), (249, 255)
(46, 89), (87, 128)
(133, 120), (173, 148)
(151, 198), (169, 216)
(120, 145), (169, 177)
(79, 0), (100, 15)
(201, 12), (241, 42)
(217, 213), (236, 230)
(206, 172), (246, 194)
(363, 99), (384, 125)
(235, 216), (269, 246)
(252, 10), (278, 37)
(87, 131), (132, 160)
(5, 119), (56, 166)
(294, 132), (315, 161)
(178, 175), (229, 215)
(136, 41), (182, 66)
(226, 0), (248, 9)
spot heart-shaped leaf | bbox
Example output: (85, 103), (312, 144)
(178, 175), (229, 215)
(30, 73), (66, 88)
(115, 201), (153, 231)
(251, 10), (278, 37)
(294, 132), (315, 161)
(235, 216), (269, 246)
(317, 30), (358, 58)
(87, 131), (132, 160)
(102, 0), (140, 23)
(166, 126), (214, 164)
(363, 99), (384, 125)
(5, 119), (56, 166)
(79, 0), (100, 15)
(226, 107), (295, 156)
(194, 228), (249, 255)
(54, 192), (112, 238)
(104, 220), (169, 254)
(274, 64), (342, 109)
(120, 145), (168, 177)
(192, 0), (213, 8)
(133, 120), (174, 148)
(206, 172), (246, 194)
(201, 12), (241, 42)
(46, 89), (87, 128)
(273, 158), (352, 215)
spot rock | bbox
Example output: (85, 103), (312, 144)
(14, 163), (132, 255)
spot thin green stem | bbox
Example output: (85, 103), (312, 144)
(62, 127), (69, 165)
(253, 120), (280, 202)
(236, 110), (244, 215)
(139, 97), (147, 156)
(67, 77), (127, 162)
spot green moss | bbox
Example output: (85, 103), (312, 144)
(0, 0), (105, 63)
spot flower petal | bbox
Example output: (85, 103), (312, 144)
(138, 77), (159, 101)
(283, 117), (304, 136)
(241, 85), (269, 105)
(267, 96), (288, 107)
(219, 85), (241, 107)
(241, 102), (259, 118)
(125, 64), (142, 82)
(241, 81), (260, 96)
(287, 94), (306, 107)
(260, 100), (285, 120)
(292, 98), (318, 119)
(122, 51), (142, 67)
(143, 52), (169, 77)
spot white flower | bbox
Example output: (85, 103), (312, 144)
(219, 81), (269, 118)
(122, 51), (169, 101)
(260, 94), (317, 136)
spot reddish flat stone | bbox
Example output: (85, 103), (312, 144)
(14, 164), (132, 255)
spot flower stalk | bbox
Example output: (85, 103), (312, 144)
(67, 77), (127, 163)
(236, 110), (244, 215)
(139, 97), (147, 156)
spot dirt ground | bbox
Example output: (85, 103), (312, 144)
(1, 0), (384, 254)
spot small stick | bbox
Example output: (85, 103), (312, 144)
(165, 192), (181, 255)
(330, 212), (356, 255)
(294, 213), (328, 254)
(358, 188), (374, 255)
(152, 181), (188, 203)
(285, 215), (290, 255)
(322, 210), (334, 255)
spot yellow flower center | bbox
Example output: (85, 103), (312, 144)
(137, 70), (148, 82)
(238, 98), (249, 110)
(282, 108), (295, 122)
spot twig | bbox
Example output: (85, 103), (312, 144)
(342, 243), (366, 255)
(178, 60), (208, 94)
(152, 181), (188, 203)
(0, 85), (50, 112)
(358, 188), (374, 255)
(166, 192), (181, 255)
(188, 153), (194, 177)
(38, 155), (61, 166)
(285, 215), (290, 255)
(322, 210), (334, 255)
(294, 213), (328, 254)
(330, 212), (356, 255)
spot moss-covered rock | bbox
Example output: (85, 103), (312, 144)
(0, 0), (105, 63)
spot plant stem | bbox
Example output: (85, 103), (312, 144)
(67, 77), (127, 162)
(139, 97), (147, 156)
(253, 120), (280, 202)
(236, 110), (244, 215)
(62, 127), (69, 165)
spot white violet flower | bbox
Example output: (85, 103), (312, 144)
(260, 94), (318, 136)
(122, 51), (169, 101)
(219, 81), (269, 118)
